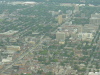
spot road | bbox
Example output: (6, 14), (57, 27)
(84, 28), (100, 75)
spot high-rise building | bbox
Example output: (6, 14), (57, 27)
(56, 32), (65, 44)
(58, 15), (63, 24)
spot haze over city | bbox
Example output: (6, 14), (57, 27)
(0, 0), (100, 75)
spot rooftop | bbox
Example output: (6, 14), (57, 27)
(0, 30), (18, 36)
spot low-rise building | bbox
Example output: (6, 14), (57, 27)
(78, 33), (94, 41)
(2, 57), (12, 64)
(0, 30), (18, 37)
(6, 46), (21, 51)
(88, 72), (100, 75)
(89, 13), (100, 25)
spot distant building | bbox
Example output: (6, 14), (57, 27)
(59, 40), (65, 44)
(56, 32), (65, 44)
(0, 30), (18, 37)
(88, 72), (100, 75)
(78, 33), (93, 41)
(73, 5), (79, 13)
(89, 13), (100, 25)
(9, 36), (19, 42)
(57, 27), (62, 31)
(91, 13), (100, 18)
(2, 50), (16, 55)
(60, 3), (74, 7)
(62, 25), (82, 35)
(10, 1), (37, 5)
(82, 24), (98, 33)
(6, 46), (21, 51)
(90, 18), (100, 25)
(58, 15), (63, 24)
(0, 62), (3, 69)
(74, 50), (83, 57)
(2, 57), (12, 64)
(49, 11), (58, 17)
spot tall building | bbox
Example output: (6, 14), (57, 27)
(56, 32), (65, 44)
(58, 15), (63, 24)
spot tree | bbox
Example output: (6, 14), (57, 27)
(37, 70), (43, 74)
(46, 72), (54, 75)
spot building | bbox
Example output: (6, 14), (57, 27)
(57, 27), (62, 31)
(73, 5), (79, 13)
(9, 36), (19, 42)
(59, 40), (65, 44)
(90, 18), (100, 25)
(89, 13), (100, 25)
(0, 30), (18, 37)
(82, 24), (98, 33)
(10, 1), (37, 5)
(78, 33), (94, 41)
(2, 57), (12, 64)
(58, 15), (63, 24)
(88, 72), (100, 75)
(0, 62), (4, 69)
(60, 3), (74, 7)
(91, 13), (100, 18)
(56, 32), (66, 44)
(62, 25), (82, 36)
(74, 50), (83, 57)
(6, 46), (21, 51)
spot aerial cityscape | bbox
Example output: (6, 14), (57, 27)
(0, 0), (100, 75)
